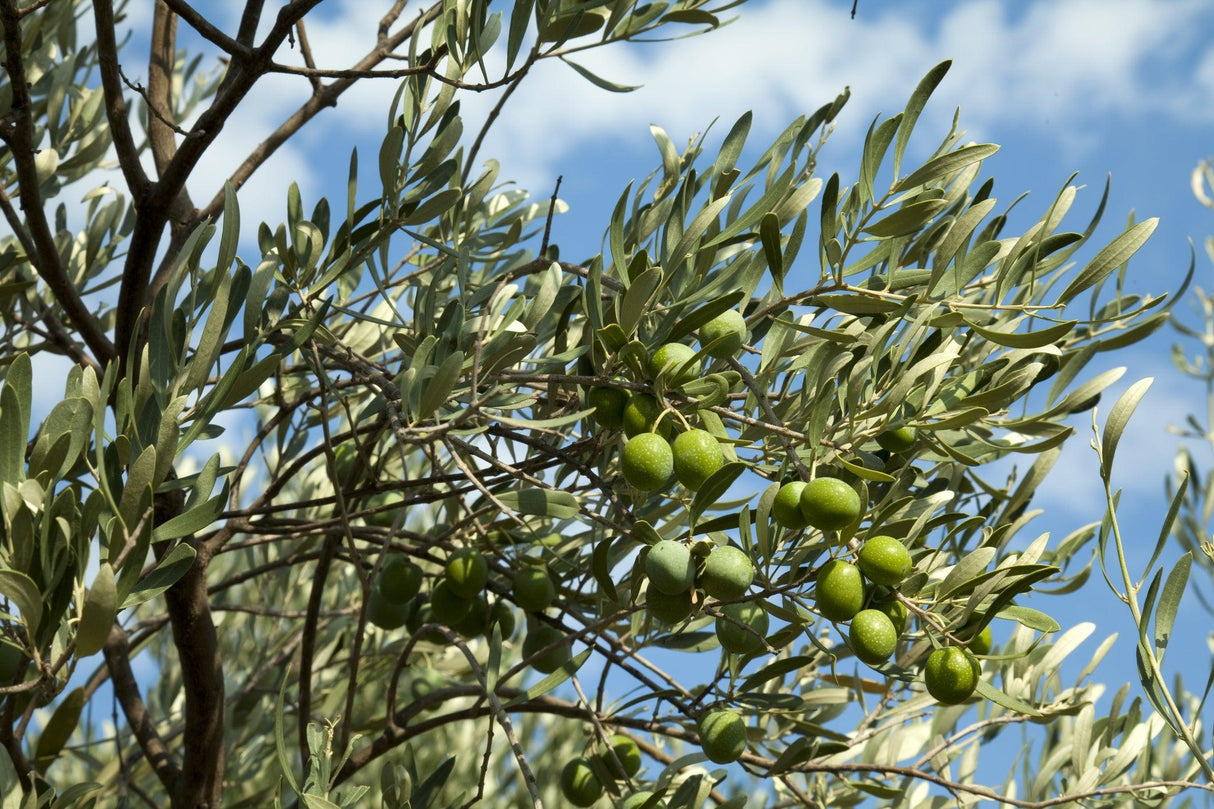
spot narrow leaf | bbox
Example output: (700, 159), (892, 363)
(759, 212), (783, 280)
(1100, 377), (1152, 479)
(895, 60), (951, 176)
(690, 462), (746, 524)
(997, 604), (1061, 633)
(416, 352), (465, 421)
(1154, 552), (1191, 659)
(76, 563), (116, 658)
(495, 489), (580, 520)
(559, 56), (641, 92)
(0, 570), (41, 638)
(33, 688), (85, 772)
(1059, 218), (1157, 303)
(974, 678), (1041, 716)
(896, 143), (999, 192)
(121, 543), (197, 609)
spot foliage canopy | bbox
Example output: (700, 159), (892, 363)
(0, 1), (1211, 808)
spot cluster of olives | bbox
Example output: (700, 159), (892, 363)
(644, 540), (764, 650)
(559, 734), (658, 807)
(367, 543), (585, 682)
(367, 548), (518, 643)
(557, 709), (748, 806)
(773, 473), (984, 705)
(590, 310), (746, 495)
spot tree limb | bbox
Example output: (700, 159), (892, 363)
(104, 625), (180, 795)
(1, 0), (117, 364)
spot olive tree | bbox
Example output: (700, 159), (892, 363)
(0, 1), (1211, 807)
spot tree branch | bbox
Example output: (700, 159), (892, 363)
(148, 1), (182, 177)
(0, 0), (116, 364)
(104, 625), (181, 794)
(162, 540), (225, 809)
(156, 0), (249, 57)
(91, 0), (152, 198)
(193, 1), (445, 222)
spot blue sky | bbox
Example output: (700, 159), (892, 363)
(28, 0), (1214, 795)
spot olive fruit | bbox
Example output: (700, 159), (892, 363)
(622, 393), (668, 438)
(522, 623), (571, 674)
(969, 625), (993, 656)
(367, 587), (412, 630)
(560, 757), (603, 807)
(589, 386), (629, 429)
(876, 425), (918, 453)
(856, 536), (911, 587)
(671, 429), (725, 490)
(597, 733), (642, 779)
(513, 567), (557, 613)
(645, 587), (694, 625)
(815, 560), (866, 622)
(699, 310), (746, 359)
(924, 646), (982, 705)
(648, 343), (698, 387)
(444, 548), (488, 599)
(621, 433), (674, 492)
(799, 477), (862, 531)
(0, 642), (24, 684)
(429, 578), (473, 625)
(363, 492), (401, 528)
(490, 600), (517, 640)
(871, 597), (908, 635)
(409, 668), (444, 702)
(848, 608), (898, 665)
(715, 601), (769, 655)
(377, 556), (423, 604)
(699, 545), (754, 600)
(771, 481), (810, 529)
(645, 540), (695, 595)
(697, 708), (746, 764)
(453, 596), (492, 638)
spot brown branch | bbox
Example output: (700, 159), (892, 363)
(148, 2), (184, 176)
(161, 538), (224, 809)
(116, 0), (321, 362)
(91, 0), (152, 198)
(194, 1), (445, 222)
(1, 0), (117, 364)
(103, 624), (180, 794)
(233, 0), (266, 47)
(157, 0), (249, 57)
(138, 2), (198, 306)
(263, 53), (445, 80)
(293, 19), (322, 94)
(15, 0), (55, 17)
(118, 67), (188, 136)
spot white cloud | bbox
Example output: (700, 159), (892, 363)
(98, 0), (1214, 214)
(442, 0), (1214, 192)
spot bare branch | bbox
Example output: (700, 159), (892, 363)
(0, 0), (116, 364)
(148, 1), (184, 176)
(91, 0), (152, 197)
(157, 0), (249, 57)
(195, 1), (445, 222)
(104, 625), (181, 794)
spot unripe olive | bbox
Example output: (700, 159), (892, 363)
(699, 545), (754, 601)
(697, 708), (746, 764)
(645, 540), (695, 595)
